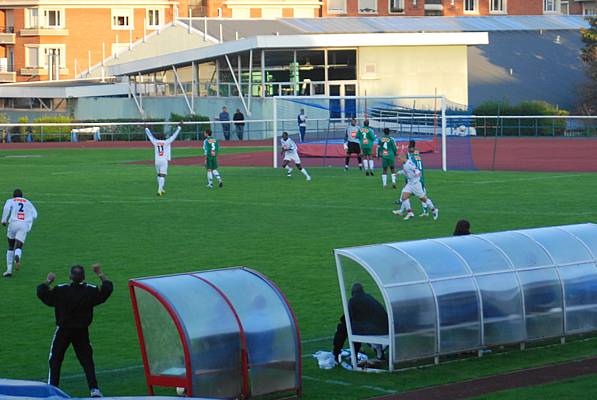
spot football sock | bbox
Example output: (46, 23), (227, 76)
(14, 248), (22, 260)
(344, 157), (350, 166)
(157, 177), (165, 192)
(368, 160), (374, 170)
(363, 161), (369, 171)
(6, 250), (14, 274)
(382, 174), (387, 186)
(402, 199), (411, 213)
(391, 174), (397, 184)
(357, 156), (362, 166)
(425, 199), (435, 210)
(301, 168), (310, 179)
(287, 167), (293, 175)
(213, 170), (222, 182)
(207, 171), (213, 185)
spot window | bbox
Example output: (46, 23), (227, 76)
(389, 0), (405, 13)
(26, 46), (39, 67)
(490, 0), (505, 13)
(147, 9), (160, 28)
(112, 9), (133, 29)
(464, 0), (478, 12)
(42, 46), (66, 69)
(26, 8), (39, 28)
(44, 9), (62, 27)
(327, 0), (347, 14)
(561, 1), (568, 14)
(584, 5), (596, 15)
(359, 0), (378, 13)
(543, 0), (559, 13)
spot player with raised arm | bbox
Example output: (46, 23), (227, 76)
(377, 128), (398, 188)
(2, 188), (38, 277)
(203, 129), (223, 189)
(408, 140), (429, 216)
(145, 122), (182, 196)
(357, 120), (376, 176)
(281, 132), (311, 181)
(344, 118), (362, 171)
(393, 153), (439, 221)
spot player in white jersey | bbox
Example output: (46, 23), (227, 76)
(281, 132), (311, 181)
(392, 153), (439, 221)
(2, 188), (38, 277)
(145, 122), (182, 196)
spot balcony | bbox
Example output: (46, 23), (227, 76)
(0, 58), (16, 82)
(20, 27), (69, 36)
(424, 0), (444, 11)
(0, 27), (16, 44)
(20, 67), (69, 76)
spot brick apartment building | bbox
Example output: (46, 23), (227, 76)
(0, 0), (196, 83)
(201, 0), (596, 18)
(0, 0), (594, 83)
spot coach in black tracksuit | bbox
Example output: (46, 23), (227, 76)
(37, 263), (113, 397)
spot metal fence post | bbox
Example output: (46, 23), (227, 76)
(535, 119), (538, 136)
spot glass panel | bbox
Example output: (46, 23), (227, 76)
(141, 275), (243, 399)
(199, 269), (297, 396)
(388, 241), (469, 280)
(134, 286), (185, 378)
(520, 228), (592, 264)
(439, 236), (512, 274)
(327, 50), (356, 80)
(343, 246), (426, 286)
(558, 263), (597, 332)
(296, 50), (325, 83)
(432, 278), (480, 353)
(387, 283), (437, 361)
(560, 224), (597, 260)
(264, 50), (294, 83)
(518, 268), (563, 339)
(482, 232), (552, 269)
(476, 273), (524, 345)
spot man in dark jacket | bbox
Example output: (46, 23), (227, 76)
(37, 264), (113, 398)
(218, 106), (231, 141)
(332, 283), (388, 361)
(233, 109), (245, 140)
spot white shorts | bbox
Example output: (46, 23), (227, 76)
(155, 159), (168, 175)
(403, 181), (426, 198)
(284, 152), (301, 165)
(7, 221), (30, 243)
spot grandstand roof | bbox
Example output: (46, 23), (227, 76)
(191, 15), (589, 42)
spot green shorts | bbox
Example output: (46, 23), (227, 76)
(361, 147), (373, 156)
(382, 158), (395, 169)
(206, 156), (218, 170)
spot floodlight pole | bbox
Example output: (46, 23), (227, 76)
(441, 96), (447, 172)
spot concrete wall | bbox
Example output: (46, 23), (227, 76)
(358, 45), (468, 108)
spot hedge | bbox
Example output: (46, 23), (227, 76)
(169, 113), (210, 140)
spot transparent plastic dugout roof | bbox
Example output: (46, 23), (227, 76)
(334, 224), (597, 370)
(129, 267), (301, 398)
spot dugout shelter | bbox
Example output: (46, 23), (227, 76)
(129, 267), (301, 399)
(334, 223), (597, 371)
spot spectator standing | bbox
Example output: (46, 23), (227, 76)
(233, 109), (245, 141)
(218, 106), (231, 141)
(297, 109), (307, 142)
(37, 264), (113, 398)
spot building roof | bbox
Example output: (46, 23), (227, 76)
(109, 31), (488, 76)
(189, 15), (589, 42)
(0, 78), (128, 98)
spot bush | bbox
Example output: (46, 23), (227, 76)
(75, 118), (165, 141)
(169, 113), (210, 140)
(32, 116), (74, 142)
(0, 114), (8, 143)
(473, 100), (569, 136)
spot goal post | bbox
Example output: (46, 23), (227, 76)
(272, 95), (463, 171)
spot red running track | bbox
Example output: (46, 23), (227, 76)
(2, 137), (597, 172)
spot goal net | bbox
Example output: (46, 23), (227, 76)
(273, 95), (474, 171)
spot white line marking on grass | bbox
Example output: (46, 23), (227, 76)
(301, 336), (332, 344)
(303, 375), (396, 394)
(62, 365), (143, 380)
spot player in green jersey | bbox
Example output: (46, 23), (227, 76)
(357, 120), (377, 176)
(203, 129), (223, 189)
(377, 128), (398, 188)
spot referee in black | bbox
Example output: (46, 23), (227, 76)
(37, 263), (113, 398)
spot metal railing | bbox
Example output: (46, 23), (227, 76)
(0, 27), (15, 33)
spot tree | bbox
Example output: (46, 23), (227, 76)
(579, 17), (597, 115)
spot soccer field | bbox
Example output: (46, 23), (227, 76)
(1, 146), (597, 399)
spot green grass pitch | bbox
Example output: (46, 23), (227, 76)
(1, 146), (597, 399)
